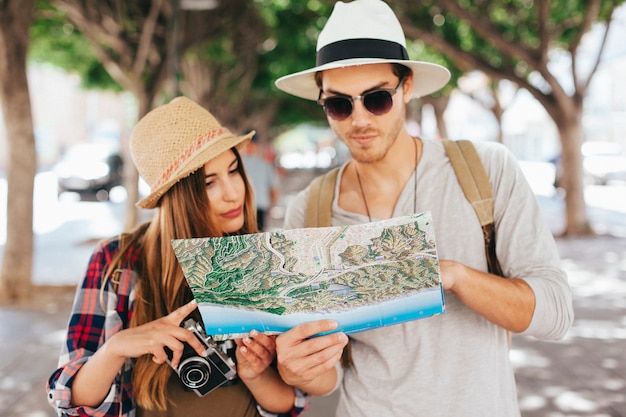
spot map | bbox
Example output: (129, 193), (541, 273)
(171, 212), (445, 339)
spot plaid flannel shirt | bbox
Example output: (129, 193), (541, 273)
(47, 236), (308, 417)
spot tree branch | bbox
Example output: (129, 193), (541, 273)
(401, 18), (562, 120)
(570, 0), (601, 92)
(537, 0), (551, 66)
(55, 1), (132, 62)
(581, 6), (615, 93)
(132, 0), (166, 76)
(436, 0), (540, 66)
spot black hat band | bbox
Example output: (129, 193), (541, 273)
(316, 38), (409, 66)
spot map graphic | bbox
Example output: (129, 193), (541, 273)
(172, 212), (445, 339)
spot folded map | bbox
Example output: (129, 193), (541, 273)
(171, 211), (445, 339)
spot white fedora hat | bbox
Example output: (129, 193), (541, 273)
(275, 0), (451, 101)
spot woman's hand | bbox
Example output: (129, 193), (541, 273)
(234, 330), (276, 382)
(107, 299), (206, 367)
(72, 299), (205, 407)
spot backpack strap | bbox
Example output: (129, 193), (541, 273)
(306, 167), (340, 228)
(441, 140), (503, 277)
(99, 232), (136, 319)
(109, 232), (135, 294)
(305, 141), (506, 358)
(441, 140), (493, 226)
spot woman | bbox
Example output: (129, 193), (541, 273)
(47, 97), (306, 417)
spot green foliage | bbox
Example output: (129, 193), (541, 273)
(402, 0), (625, 84)
(251, 0), (465, 121)
(407, 39), (462, 96)
(29, 1), (121, 91)
(251, 0), (333, 126)
(26, 0), (625, 125)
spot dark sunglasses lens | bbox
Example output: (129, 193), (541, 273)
(364, 90), (393, 115)
(324, 97), (352, 121)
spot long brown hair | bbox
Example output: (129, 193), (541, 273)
(109, 148), (257, 410)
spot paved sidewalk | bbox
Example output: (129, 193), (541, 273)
(2, 235), (625, 417)
(1, 168), (625, 416)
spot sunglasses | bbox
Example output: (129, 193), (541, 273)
(317, 79), (405, 121)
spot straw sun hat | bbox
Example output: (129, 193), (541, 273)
(130, 96), (254, 209)
(275, 0), (451, 101)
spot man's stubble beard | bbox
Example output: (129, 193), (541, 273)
(340, 113), (405, 165)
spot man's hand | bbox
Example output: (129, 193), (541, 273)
(439, 260), (535, 332)
(276, 320), (348, 396)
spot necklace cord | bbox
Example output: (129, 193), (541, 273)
(354, 137), (419, 222)
(354, 163), (371, 221)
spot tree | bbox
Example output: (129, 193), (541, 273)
(460, 74), (520, 143)
(183, 0), (336, 142)
(30, 2), (121, 92)
(43, 1), (288, 225)
(251, 0), (334, 136)
(0, 0), (37, 303)
(178, 0), (270, 134)
(410, 42), (464, 139)
(49, 0), (176, 230)
(397, 0), (623, 236)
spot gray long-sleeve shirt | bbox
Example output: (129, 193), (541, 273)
(283, 139), (574, 417)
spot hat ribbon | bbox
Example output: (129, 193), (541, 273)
(153, 127), (229, 190)
(316, 38), (409, 66)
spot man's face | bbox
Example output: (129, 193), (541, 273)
(319, 63), (412, 164)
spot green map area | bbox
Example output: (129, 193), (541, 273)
(172, 212), (440, 316)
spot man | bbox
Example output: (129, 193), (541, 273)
(240, 131), (279, 231)
(273, 1), (574, 416)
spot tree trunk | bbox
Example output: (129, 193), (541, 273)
(556, 104), (592, 236)
(490, 90), (504, 144)
(0, 0), (37, 304)
(430, 96), (450, 139)
(122, 90), (154, 232)
(122, 155), (140, 232)
(50, 0), (172, 231)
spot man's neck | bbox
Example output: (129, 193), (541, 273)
(352, 134), (421, 187)
(339, 134), (422, 220)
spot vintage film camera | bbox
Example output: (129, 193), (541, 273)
(166, 318), (237, 396)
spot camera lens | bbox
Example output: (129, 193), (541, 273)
(179, 358), (211, 389)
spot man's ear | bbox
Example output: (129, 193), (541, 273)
(402, 74), (415, 104)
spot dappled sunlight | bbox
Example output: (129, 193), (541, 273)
(560, 250), (626, 304)
(510, 235), (626, 416)
(554, 391), (600, 413)
(510, 346), (552, 368)
(513, 324), (625, 416)
(569, 319), (626, 340)
(564, 261), (626, 299)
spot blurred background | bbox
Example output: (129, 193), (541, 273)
(0, 1), (625, 416)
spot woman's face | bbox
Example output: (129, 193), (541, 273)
(204, 149), (246, 234)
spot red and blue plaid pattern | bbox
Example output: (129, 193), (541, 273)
(47, 237), (308, 417)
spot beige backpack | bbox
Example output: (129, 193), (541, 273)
(304, 140), (505, 365)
